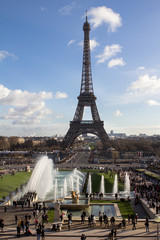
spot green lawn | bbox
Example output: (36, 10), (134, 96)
(47, 209), (55, 222)
(91, 172), (124, 193)
(0, 171), (32, 199)
(91, 200), (134, 218)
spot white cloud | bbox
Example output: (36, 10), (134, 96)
(128, 74), (160, 95)
(90, 39), (100, 51)
(54, 91), (68, 99)
(59, 2), (76, 15)
(96, 44), (122, 63)
(0, 84), (52, 106)
(68, 40), (75, 46)
(108, 58), (126, 68)
(0, 50), (17, 62)
(0, 84), (52, 125)
(137, 66), (145, 70)
(78, 39), (100, 51)
(88, 6), (122, 32)
(113, 110), (123, 117)
(146, 100), (160, 106)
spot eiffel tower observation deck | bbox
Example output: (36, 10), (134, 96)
(63, 14), (109, 149)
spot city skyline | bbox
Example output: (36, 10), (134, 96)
(1, 1), (160, 137)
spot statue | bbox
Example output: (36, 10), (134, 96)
(54, 200), (60, 221)
(71, 191), (79, 203)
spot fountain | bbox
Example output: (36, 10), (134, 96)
(23, 156), (86, 202)
(100, 175), (105, 194)
(113, 174), (118, 195)
(54, 179), (57, 201)
(87, 174), (92, 195)
(124, 172), (130, 195)
(63, 178), (67, 197)
(25, 156), (54, 199)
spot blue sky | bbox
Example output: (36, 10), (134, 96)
(1, 0), (160, 137)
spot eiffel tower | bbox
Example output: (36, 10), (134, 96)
(63, 15), (109, 149)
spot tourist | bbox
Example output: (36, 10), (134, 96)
(114, 229), (117, 240)
(41, 228), (45, 240)
(15, 215), (18, 224)
(135, 213), (138, 223)
(81, 213), (85, 224)
(92, 215), (96, 226)
(104, 216), (109, 228)
(68, 220), (72, 231)
(21, 220), (24, 232)
(99, 214), (103, 226)
(36, 226), (41, 240)
(88, 216), (91, 227)
(81, 233), (86, 240)
(122, 218), (126, 229)
(145, 217), (149, 232)
(132, 218), (136, 230)
(110, 216), (115, 225)
(0, 219), (4, 232)
(17, 225), (21, 237)
(128, 214), (130, 224)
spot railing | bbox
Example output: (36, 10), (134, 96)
(80, 121), (93, 124)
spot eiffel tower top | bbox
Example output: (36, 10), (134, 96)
(80, 12), (94, 95)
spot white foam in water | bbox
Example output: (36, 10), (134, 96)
(124, 172), (130, 195)
(25, 156), (54, 200)
(100, 175), (105, 194)
(113, 174), (118, 194)
(25, 158), (85, 201)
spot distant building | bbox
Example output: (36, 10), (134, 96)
(109, 130), (127, 139)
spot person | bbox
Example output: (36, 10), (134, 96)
(1, 220), (4, 232)
(68, 220), (71, 231)
(17, 225), (21, 237)
(36, 227), (41, 240)
(81, 233), (86, 240)
(41, 228), (45, 240)
(145, 217), (149, 232)
(15, 215), (18, 224)
(114, 229), (117, 240)
(99, 214), (103, 226)
(81, 213), (85, 224)
(122, 218), (126, 229)
(21, 220), (24, 232)
(92, 215), (96, 226)
(104, 216), (109, 228)
(132, 218), (136, 230)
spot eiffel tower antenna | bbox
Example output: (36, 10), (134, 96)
(63, 15), (109, 149)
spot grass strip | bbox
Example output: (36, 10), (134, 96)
(0, 171), (32, 199)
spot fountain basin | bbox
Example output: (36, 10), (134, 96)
(62, 203), (121, 218)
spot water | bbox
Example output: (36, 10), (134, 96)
(87, 174), (92, 195)
(124, 172), (130, 195)
(66, 204), (116, 217)
(25, 156), (54, 200)
(25, 156), (85, 201)
(100, 175), (105, 194)
(113, 174), (118, 194)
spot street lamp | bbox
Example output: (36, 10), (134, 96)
(155, 214), (160, 240)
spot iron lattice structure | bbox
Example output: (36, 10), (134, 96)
(63, 16), (109, 148)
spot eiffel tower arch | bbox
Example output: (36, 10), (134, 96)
(63, 15), (109, 149)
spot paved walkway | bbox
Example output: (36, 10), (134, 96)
(0, 206), (159, 240)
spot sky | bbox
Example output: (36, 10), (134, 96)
(1, 0), (160, 137)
